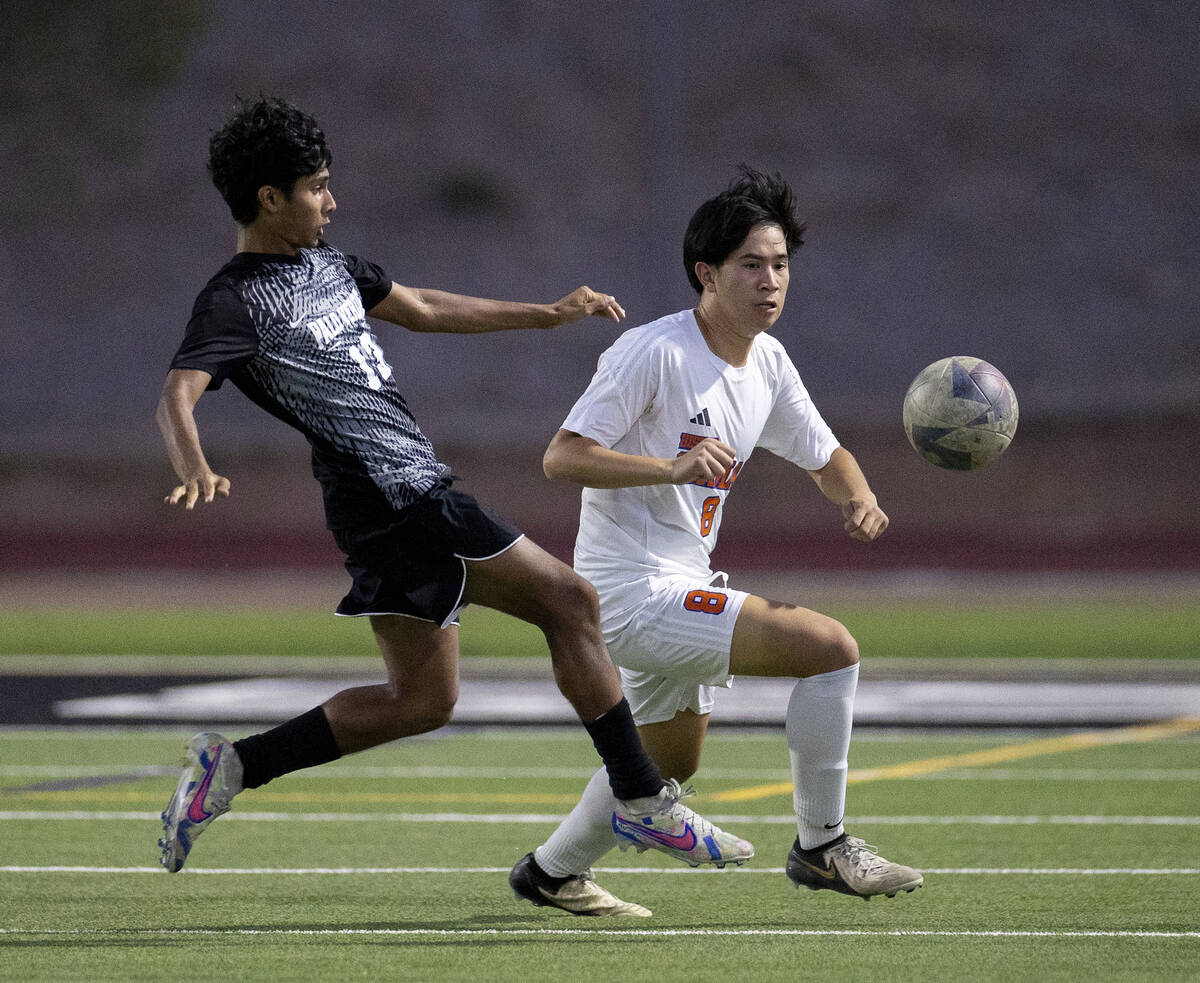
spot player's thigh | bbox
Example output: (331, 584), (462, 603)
(728, 595), (858, 679)
(461, 536), (598, 629)
(637, 709), (710, 782)
(369, 613), (461, 704)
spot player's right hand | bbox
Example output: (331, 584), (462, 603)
(552, 286), (626, 324)
(669, 438), (736, 485)
(164, 473), (231, 510)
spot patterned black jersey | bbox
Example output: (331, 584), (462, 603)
(170, 243), (451, 528)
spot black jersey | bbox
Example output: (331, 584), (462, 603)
(170, 243), (451, 527)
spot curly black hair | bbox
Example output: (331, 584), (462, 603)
(682, 166), (806, 294)
(208, 96), (332, 225)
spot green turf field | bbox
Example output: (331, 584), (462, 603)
(1, 584), (1197, 978)
(2, 599), (1198, 659)
(1, 725), (1197, 982)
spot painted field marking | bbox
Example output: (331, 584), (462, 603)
(2, 788), (586, 805)
(3, 718), (1197, 804)
(1, 864), (1196, 876)
(6, 764), (1200, 782)
(1, 810), (1196, 825)
(0, 926), (1196, 940)
(710, 716), (1200, 803)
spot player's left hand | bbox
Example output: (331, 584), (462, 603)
(553, 286), (626, 324)
(164, 471), (231, 510)
(842, 495), (888, 542)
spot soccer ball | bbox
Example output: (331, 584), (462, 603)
(902, 356), (1018, 470)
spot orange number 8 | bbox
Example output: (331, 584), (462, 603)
(699, 495), (720, 536)
(684, 589), (728, 615)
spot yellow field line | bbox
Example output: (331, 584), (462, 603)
(708, 716), (1200, 803)
(13, 717), (1200, 807)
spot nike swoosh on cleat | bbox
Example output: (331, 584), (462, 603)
(793, 857), (838, 880)
(185, 746), (220, 824)
(612, 815), (697, 852)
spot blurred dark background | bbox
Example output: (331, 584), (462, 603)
(2, 0), (1197, 575)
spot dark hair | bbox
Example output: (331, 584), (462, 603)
(683, 166), (805, 293)
(208, 96), (332, 225)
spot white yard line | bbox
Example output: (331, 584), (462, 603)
(1, 864), (1197, 876)
(0, 810), (1197, 825)
(0, 925), (1196, 940)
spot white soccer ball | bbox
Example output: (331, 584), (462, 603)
(902, 356), (1018, 470)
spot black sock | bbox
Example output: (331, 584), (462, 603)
(583, 698), (663, 801)
(796, 832), (846, 855)
(233, 706), (342, 790)
(528, 853), (570, 888)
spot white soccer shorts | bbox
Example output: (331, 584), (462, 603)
(598, 572), (750, 726)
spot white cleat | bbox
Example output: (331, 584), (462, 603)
(158, 732), (243, 873)
(510, 852), (651, 917)
(786, 834), (923, 899)
(612, 778), (754, 868)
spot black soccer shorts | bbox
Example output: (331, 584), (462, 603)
(331, 480), (523, 628)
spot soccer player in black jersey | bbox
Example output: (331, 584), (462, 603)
(155, 97), (746, 901)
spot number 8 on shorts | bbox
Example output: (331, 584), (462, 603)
(684, 589), (728, 615)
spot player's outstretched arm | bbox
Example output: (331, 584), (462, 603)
(156, 369), (231, 509)
(366, 283), (624, 334)
(543, 429), (736, 489)
(808, 446), (888, 542)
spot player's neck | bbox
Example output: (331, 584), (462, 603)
(694, 304), (752, 367)
(236, 222), (303, 257)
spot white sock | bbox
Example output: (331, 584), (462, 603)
(786, 662), (858, 850)
(534, 767), (620, 877)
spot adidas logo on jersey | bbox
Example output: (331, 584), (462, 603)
(689, 407), (712, 427)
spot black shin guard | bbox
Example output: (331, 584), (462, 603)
(583, 698), (663, 801)
(233, 706), (342, 790)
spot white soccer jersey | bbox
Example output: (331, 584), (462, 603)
(562, 309), (840, 596)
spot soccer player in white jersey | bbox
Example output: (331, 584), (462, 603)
(509, 167), (922, 915)
(154, 96), (748, 888)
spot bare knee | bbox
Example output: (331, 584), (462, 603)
(388, 676), (458, 735)
(327, 681), (457, 751)
(534, 568), (602, 637)
(398, 693), (456, 736)
(732, 596), (863, 679)
(825, 620), (860, 671)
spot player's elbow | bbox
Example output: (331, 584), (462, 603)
(543, 448), (586, 484)
(543, 433), (573, 481)
(543, 430), (594, 482)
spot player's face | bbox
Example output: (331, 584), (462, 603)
(277, 168), (336, 249)
(704, 223), (790, 335)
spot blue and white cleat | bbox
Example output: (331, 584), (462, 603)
(159, 732), (243, 873)
(611, 778), (754, 868)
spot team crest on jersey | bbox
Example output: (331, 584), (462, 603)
(677, 432), (743, 490)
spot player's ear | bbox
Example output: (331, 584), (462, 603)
(694, 261), (716, 291)
(257, 185), (282, 214)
